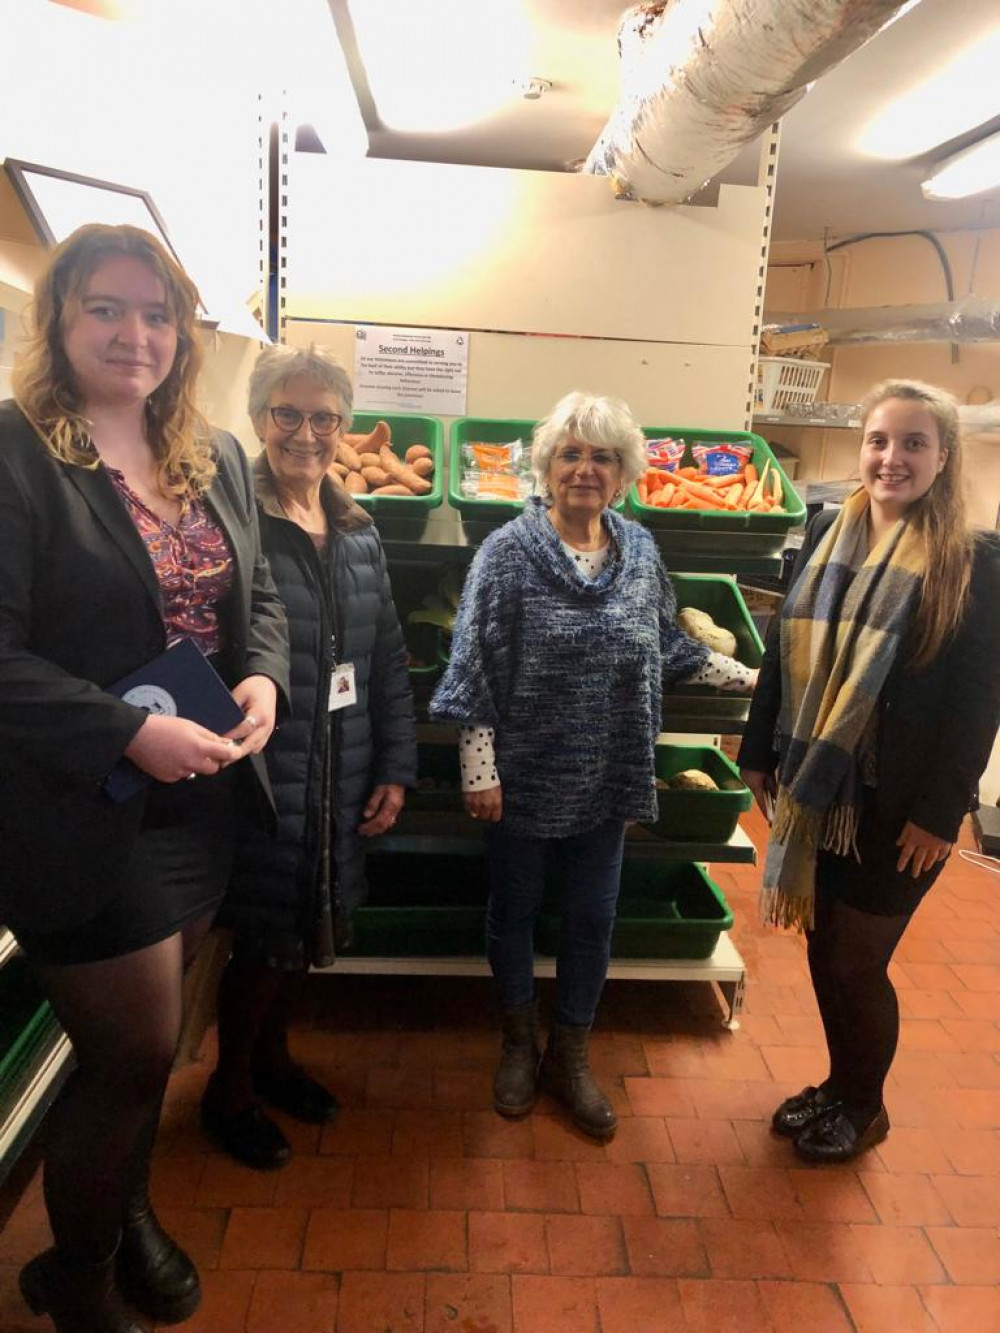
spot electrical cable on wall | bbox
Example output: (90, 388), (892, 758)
(823, 229), (960, 363)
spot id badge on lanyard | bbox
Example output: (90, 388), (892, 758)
(328, 631), (356, 711)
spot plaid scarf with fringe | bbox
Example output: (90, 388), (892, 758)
(761, 489), (925, 931)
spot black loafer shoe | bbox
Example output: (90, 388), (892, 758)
(200, 1082), (291, 1170)
(253, 1066), (340, 1125)
(793, 1105), (890, 1163)
(772, 1085), (843, 1138)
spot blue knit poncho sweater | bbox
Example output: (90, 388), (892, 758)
(430, 498), (709, 837)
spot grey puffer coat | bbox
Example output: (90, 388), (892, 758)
(219, 456), (417, 968)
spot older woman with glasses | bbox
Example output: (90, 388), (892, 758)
(432, 392), (754, 1140)
(203, 344), (416, 1169)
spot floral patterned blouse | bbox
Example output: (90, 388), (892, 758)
(108, 467), (234, 656)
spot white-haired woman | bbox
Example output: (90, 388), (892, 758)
(203, 345), (416, 1169)
(432, 392), (753, 1140)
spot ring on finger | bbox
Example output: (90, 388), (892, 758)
(186, 772), (197, 781)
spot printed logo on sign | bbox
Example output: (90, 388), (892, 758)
(122, 685), (177, 716)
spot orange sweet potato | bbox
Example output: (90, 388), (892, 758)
(344, 472), (367, 494)
(379, 445), (432, 496)
(411, 457), (434, 478)
(405, 444), (433, 464)
(361, 465), (389, 488)
(337, 440), (363, 472)
(372, 483), (412, 495)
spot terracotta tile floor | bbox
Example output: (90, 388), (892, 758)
(2, 805), (999, 1331)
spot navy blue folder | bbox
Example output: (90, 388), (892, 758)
(104, 638), (245, 802)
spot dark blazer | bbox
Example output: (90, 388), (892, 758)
(0, 400), (290, 933)
(739, 508), (1000, 844)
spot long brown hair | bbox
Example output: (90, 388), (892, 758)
(860, 378), (971, 667)
(12, 223), (214, 495)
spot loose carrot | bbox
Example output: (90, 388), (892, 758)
(677, 466), (700, 480)
(651, 490), (674, 508)
(744, 462), (758, 488)
(636, 481), (648, 503)
(673, 474), (737, 509)
(700, 471), (745, 489)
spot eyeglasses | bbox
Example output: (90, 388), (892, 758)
(552, 446), (621, 470)
(269, 406), (343, 436)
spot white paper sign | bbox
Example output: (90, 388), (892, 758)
(353, 325), (469, 416)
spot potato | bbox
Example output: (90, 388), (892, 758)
(405, 444), (433, 464)
(358, 452), (382, 469)
(666, 769), (718, 791)
(344, 472), (367, 494)
(677, 607), (736, 657)
(411, 457), (434, 478)
(362, 465), (389, 488)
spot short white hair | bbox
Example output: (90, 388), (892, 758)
(247, 344), (354, 432)
(531, 392), (647, 494)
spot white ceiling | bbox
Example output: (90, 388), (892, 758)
(334, 0), (1000, 242)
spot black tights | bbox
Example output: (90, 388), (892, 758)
(806, 889), (913, 1127)
(212, 961), (295, 1112)
(34, 915), (214, 1263)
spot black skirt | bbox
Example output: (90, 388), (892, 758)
(12, 770), (236, 965)
(815, 793), (948, 918)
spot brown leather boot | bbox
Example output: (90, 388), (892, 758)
(539, 1023), (617, 1141)
(19, 1246), (145, 1332)
(493, 1000), (542, 1118)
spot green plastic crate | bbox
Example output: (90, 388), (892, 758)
(628, 427), (805, 555)
(448, 416), (626, 527)
(0, 956), (53, 1093)
(346, 905), (486, 957)
(448, 417), (536, 522)
(666, 574), (762, 727)
(649, 744), (752, 842)
(409, 744), (464, 812)
(348, 412), (444, 516)
(538, 862), (733, 960)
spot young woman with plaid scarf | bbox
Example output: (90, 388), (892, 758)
(740, 380), (1000, 1163)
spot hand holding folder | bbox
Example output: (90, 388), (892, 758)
(105, 639), (245, 801)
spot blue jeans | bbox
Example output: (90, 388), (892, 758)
(485, 818), (627, 1027)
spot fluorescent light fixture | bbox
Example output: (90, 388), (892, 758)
(923, 130), (1000, 200)
(349, 0), (532, 132)
(857, 27), (1000, 160)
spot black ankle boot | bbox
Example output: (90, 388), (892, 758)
(116, 1190), (201, 1325)
(493, 1001), (542, 1118)
(538, 1023), (617, 1141)
(19, 1246), (145, 1333)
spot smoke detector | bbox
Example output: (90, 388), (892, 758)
(515, 78), (552, 101)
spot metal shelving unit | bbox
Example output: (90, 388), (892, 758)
(0, 929), (73, 1186)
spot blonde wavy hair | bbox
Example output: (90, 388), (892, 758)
(12, 223), (214, 496)
(860, 378), (972, 668)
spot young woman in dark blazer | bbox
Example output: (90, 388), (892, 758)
(0, 225), (289, 1331)
(740, 379), (1000, 1164)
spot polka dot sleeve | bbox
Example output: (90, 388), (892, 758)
(459, 724), (499, 791)
(685, 650), (756, 692)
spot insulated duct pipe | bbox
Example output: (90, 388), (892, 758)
(586, 0), (911, 204)
(766, 300), (1000, 344)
